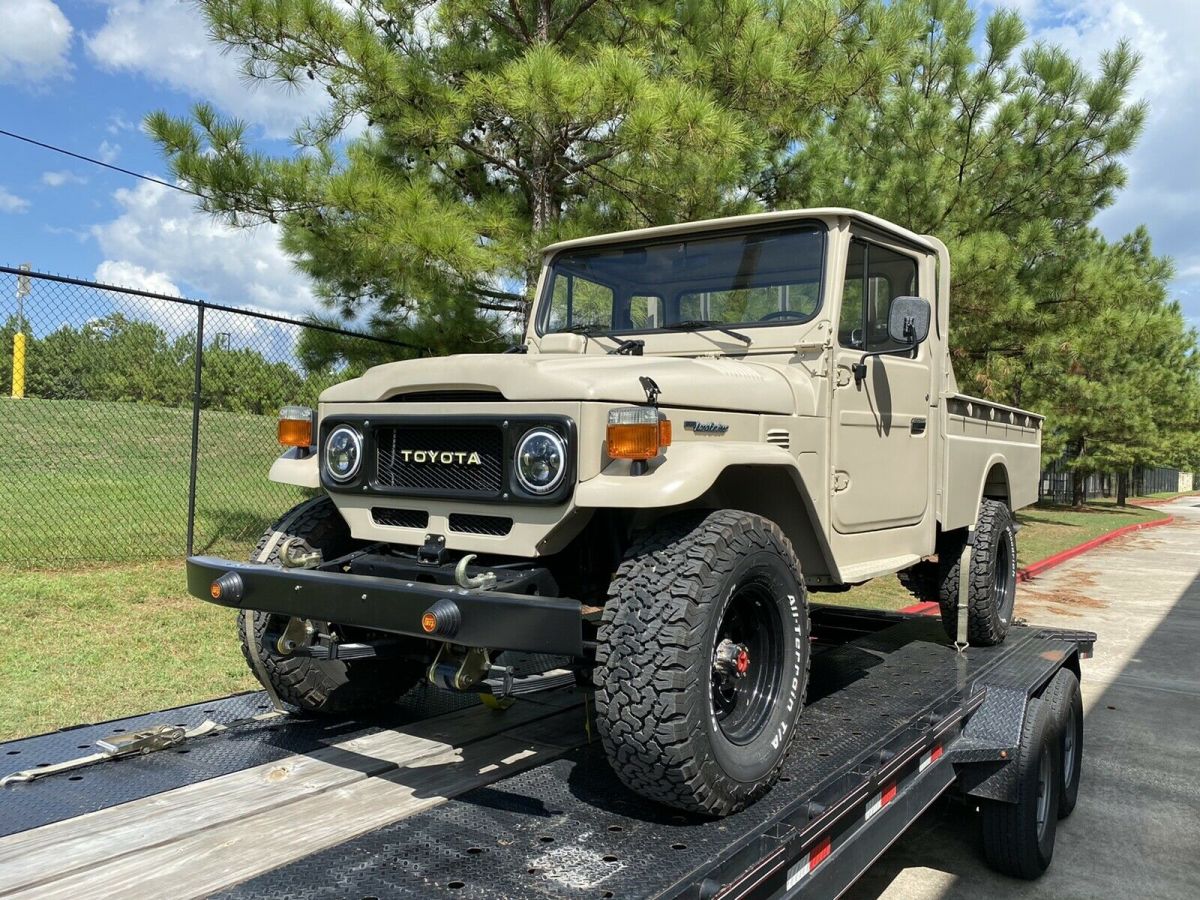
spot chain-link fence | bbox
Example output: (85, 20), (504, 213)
(0, 265), (408, 567)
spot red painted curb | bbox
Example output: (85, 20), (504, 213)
(1016, 514), (1174, 581)
(900, 512), (1175, 615)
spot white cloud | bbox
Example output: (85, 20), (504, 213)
(94, 260), (182, 297)
(91, 180), (316, 317)
(0, 187), (31, 213)
(0, 0), (73, 84)
(42, 170), (87, 187)
(86, 0), (334, 140)
(97, 140), (122, 164)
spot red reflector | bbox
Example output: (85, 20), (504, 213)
(882, 782), (897, 806)
(809, 835), (832, 869)
(930, 745), (943, 763)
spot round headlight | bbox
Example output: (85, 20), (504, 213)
(515, 428), (566, 495)
(324, 425), (363, 482)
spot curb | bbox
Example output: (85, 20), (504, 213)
(899, 512), (1175, 615)
(1128, 493), (1199, 507)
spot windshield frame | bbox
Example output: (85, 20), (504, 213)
(533, 221), (828, 340)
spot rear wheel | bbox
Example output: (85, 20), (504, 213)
(594, 510), (810, 816)
(240, 496), (429, 715)
(939, 499), (1017, 645)
(981, 698), (1060, 879)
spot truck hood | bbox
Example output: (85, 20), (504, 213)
(320, 353), (797, 414)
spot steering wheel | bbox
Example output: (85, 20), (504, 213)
(758, 310), (808, 322)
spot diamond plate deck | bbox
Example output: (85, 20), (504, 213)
(219, 621), (1089, 900)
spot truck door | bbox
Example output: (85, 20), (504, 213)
(831, 238), (932, 534)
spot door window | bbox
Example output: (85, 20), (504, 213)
(838, 241), (919, 351)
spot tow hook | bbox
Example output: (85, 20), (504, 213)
(279, 537), (323, 569)
(454, 554), (498, 590)
(713, 639), (751, 679)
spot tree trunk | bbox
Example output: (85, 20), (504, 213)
(1071, 469), (1086, 508)
(1117, 470), (1128, 507)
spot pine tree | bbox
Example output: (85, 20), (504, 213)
(149, 0), (915, 348)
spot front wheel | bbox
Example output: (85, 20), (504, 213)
(241, 496), (430, 715)
(594, 510), (810, 816)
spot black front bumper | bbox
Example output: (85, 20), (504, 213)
(186, 556), (584, 657)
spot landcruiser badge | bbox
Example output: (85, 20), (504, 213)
(399, 450), (483, 465)
(683, 421), (729, 435)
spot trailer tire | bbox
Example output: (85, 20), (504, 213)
(1043, 669), (1084, 818)
(240, 496), (427, 715)
(981, 698), (1060, 879)
(594, 510), (810, 816)
(939, 500), (1017, 646)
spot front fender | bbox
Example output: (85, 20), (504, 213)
(268, 447), (320, 488)
(575, 442), (800, 508)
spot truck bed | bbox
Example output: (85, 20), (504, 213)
(0, 610), (1092, 899)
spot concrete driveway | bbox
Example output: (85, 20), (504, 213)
(847, 498), (1200, 900)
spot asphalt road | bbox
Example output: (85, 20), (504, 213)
(848, 497), (1200, 900)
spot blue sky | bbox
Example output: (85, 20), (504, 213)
(1, 0), (1198, 332)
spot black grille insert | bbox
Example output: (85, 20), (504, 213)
(449, 513), (513, 536)
(387, 390), (504, 403)
(375, 425), (504, 495)
(371, 507), (429, 529)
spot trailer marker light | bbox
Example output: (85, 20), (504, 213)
(421, 612), (438, 633)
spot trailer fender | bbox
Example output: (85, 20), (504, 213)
(948, 684), (1029, 803)
(268, 447), (320, 488)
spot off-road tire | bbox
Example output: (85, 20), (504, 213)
(939, 500), (1017, 645)
(594, 510), (810, 816)
(981, 697), (1060, 879)
(1042, 669), (1083, 818)
(240, 496), (426, 715)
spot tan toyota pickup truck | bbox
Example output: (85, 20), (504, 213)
(188, 208), (1042, 815)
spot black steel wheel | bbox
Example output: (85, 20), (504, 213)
(939, 499), (1018, 645)
(710, 582), (785, 746)
(595, 510), (810, 816)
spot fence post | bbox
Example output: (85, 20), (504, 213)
(186, 302), (205, 556)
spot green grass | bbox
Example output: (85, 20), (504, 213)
(0, 397), (312, 566)
(0, 561), (256, 742)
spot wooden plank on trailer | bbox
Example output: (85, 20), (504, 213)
(0, 699), (584, 897)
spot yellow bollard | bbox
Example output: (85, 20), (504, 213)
(11, 332), (25, 399)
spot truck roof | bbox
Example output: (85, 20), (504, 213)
(541, 207), (938, 255)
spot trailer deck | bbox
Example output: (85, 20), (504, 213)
(0, 608), (1093, 899)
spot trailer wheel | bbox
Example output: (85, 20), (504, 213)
(981, 698), (1060, 879)
(240, 496), (428, 714)
(939, 499), (1017, 645)
(1043, 669), (1084, 818)
(594, 510), (810, 816)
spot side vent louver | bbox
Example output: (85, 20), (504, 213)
(766, 429), (791, 451)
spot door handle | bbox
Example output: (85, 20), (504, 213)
(910, 418), (927, 435)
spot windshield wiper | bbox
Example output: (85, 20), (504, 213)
(661, 320), (752, 345)
(550, 323), (613, 337)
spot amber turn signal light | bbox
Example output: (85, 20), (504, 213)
(278, 405), (313, 448)
(607, 407), (671, 461)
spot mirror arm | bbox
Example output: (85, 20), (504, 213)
(852, 342), (917, 385)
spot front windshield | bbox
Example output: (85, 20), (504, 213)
(538, 225), (825, 336)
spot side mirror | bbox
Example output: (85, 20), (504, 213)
(887, 296), (931, 345)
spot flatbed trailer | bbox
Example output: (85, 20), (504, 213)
(0, 608), (1093, 899)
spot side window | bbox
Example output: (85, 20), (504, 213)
(838, 241), (918, 351)
(545, 274), (614, 331)
(838, 241), (866, 348)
